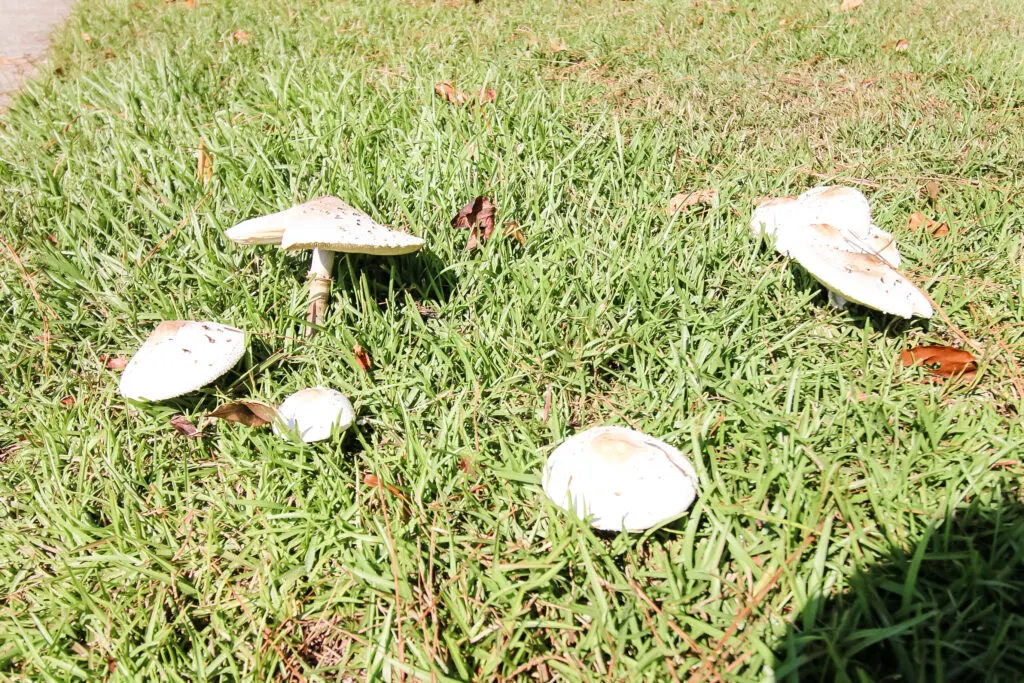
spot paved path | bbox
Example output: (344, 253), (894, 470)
(0, 0), (77, 109)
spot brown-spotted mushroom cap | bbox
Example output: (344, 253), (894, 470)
(119, 321), (246, 401)
(542, 426), (699, 532)
(273, 387), (355, 443)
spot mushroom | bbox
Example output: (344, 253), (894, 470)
(541, 426), (699, 532)
(751, 186), (932, 318)
(119, 321), (246, 401)
(273, 387), (355, 443)
(225, 196), (425, 334)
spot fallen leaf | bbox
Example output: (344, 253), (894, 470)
(477, 88), (497, 104)
(667, 188), (717, 215)
(231, 30), (250, 45)
(906, 211), (948, 237)
(196, 142), (213, 185)
(434, 82), (467, 105)
(60, 395), (75, 407)
(452, 196), (498, 250)
(840, 0), (863, 10)
(46, 234), (58, 245)
(170, 414), (201, 438)
(900, 345), (977, 379)
(353, 344), (372, 371)
(894, 38), (909, 52)
(503, 221), (527, 246)
(458, 456), (477, 476)
(100, 354), (128, 370)
(549, 37), (568, 52)
(415, 303), (440, 319)
(81, 32), (92, 43)
(363, 473), (381, 487)
(923, 180), (940, 204)
(363, 472), (405, 499)
(208, 400), (278, 427)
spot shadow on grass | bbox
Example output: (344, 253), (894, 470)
(774, 497), (1024, 682)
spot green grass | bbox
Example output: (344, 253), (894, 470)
(2, 0), (1024, 679)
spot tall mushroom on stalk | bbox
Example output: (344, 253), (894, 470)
(225, 197), (425, 334)
(751, 186), (932, 319)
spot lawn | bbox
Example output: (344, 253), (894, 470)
(2, 0), (1024, 680)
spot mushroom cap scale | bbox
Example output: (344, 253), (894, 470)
(542, 426), (699, 532)
(119, 321), (246, 401)
(273, 387), (355, 443)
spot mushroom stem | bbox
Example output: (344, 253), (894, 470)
(305, 247), (336, 336)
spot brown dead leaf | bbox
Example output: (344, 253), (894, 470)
(415, 303), (440, 319)
(900, 345), (977, 380)
(100, 354), (128, 370)
(894, 38), (909, 52)
(170, 414), (201, 438)
(231, 30), (250, 45)
(452, 196), (498, 250)
(353, 344), (372, 372)
(477, 88), (497, 104)
(906, 211), (948, 237)
(435, 82), (467, 105)
(363, 473), (380, 487)
(923, 180), (940, 204)
(81, 33), (92, 43)
(208, 400), (278, 427)
(503, 221), (526, 246)
(839, 0), (863, 10)
(363, 472), (405, 499)
(458, 456), (477, 476)
(196, 142), (213, 185)
(61, 395), (75, 407)
(667, 188), (717, 215)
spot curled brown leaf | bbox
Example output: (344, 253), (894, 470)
(353, 344), (372, 372)
(452, 196), (497, 250)
(208, 400), (278, 427)
(170, 414), (201, 438)
(906, 211), (948, 237)
(900, 345), (977, 380)
(667, 188), (717, 215)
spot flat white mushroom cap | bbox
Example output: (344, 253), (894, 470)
(119, 321), (246, 401)
(278, 197), (424, 256)
(542, 426), (699, 532)
(785, 224), (933, 318)
(273, 387), (355, 443)
(225, 197), (426, 255)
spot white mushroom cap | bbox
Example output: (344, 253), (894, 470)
(273, 387), (355, 443)
(751, 186), (930, 318)
(119, 321), (246, 401)
(279, 197), (424, 256)
(785, 224), (933, 318)
(224, 196), (425, 255)
(542, 426), (699, 532)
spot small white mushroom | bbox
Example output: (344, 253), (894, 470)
(751, 186), (931, 318)
(119, 321), (246, 401)
(542, 426), (699, 532)
(225, 197), (425, 334)
(273, 387), (355, 443)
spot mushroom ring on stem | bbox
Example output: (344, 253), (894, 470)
(225, 196), (425, 333)
(751, 186), (932, 319)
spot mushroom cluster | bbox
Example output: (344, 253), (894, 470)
(114, 184), (942, 535)
(751, 186), (932, 319)
(116, 195), (425, 445)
